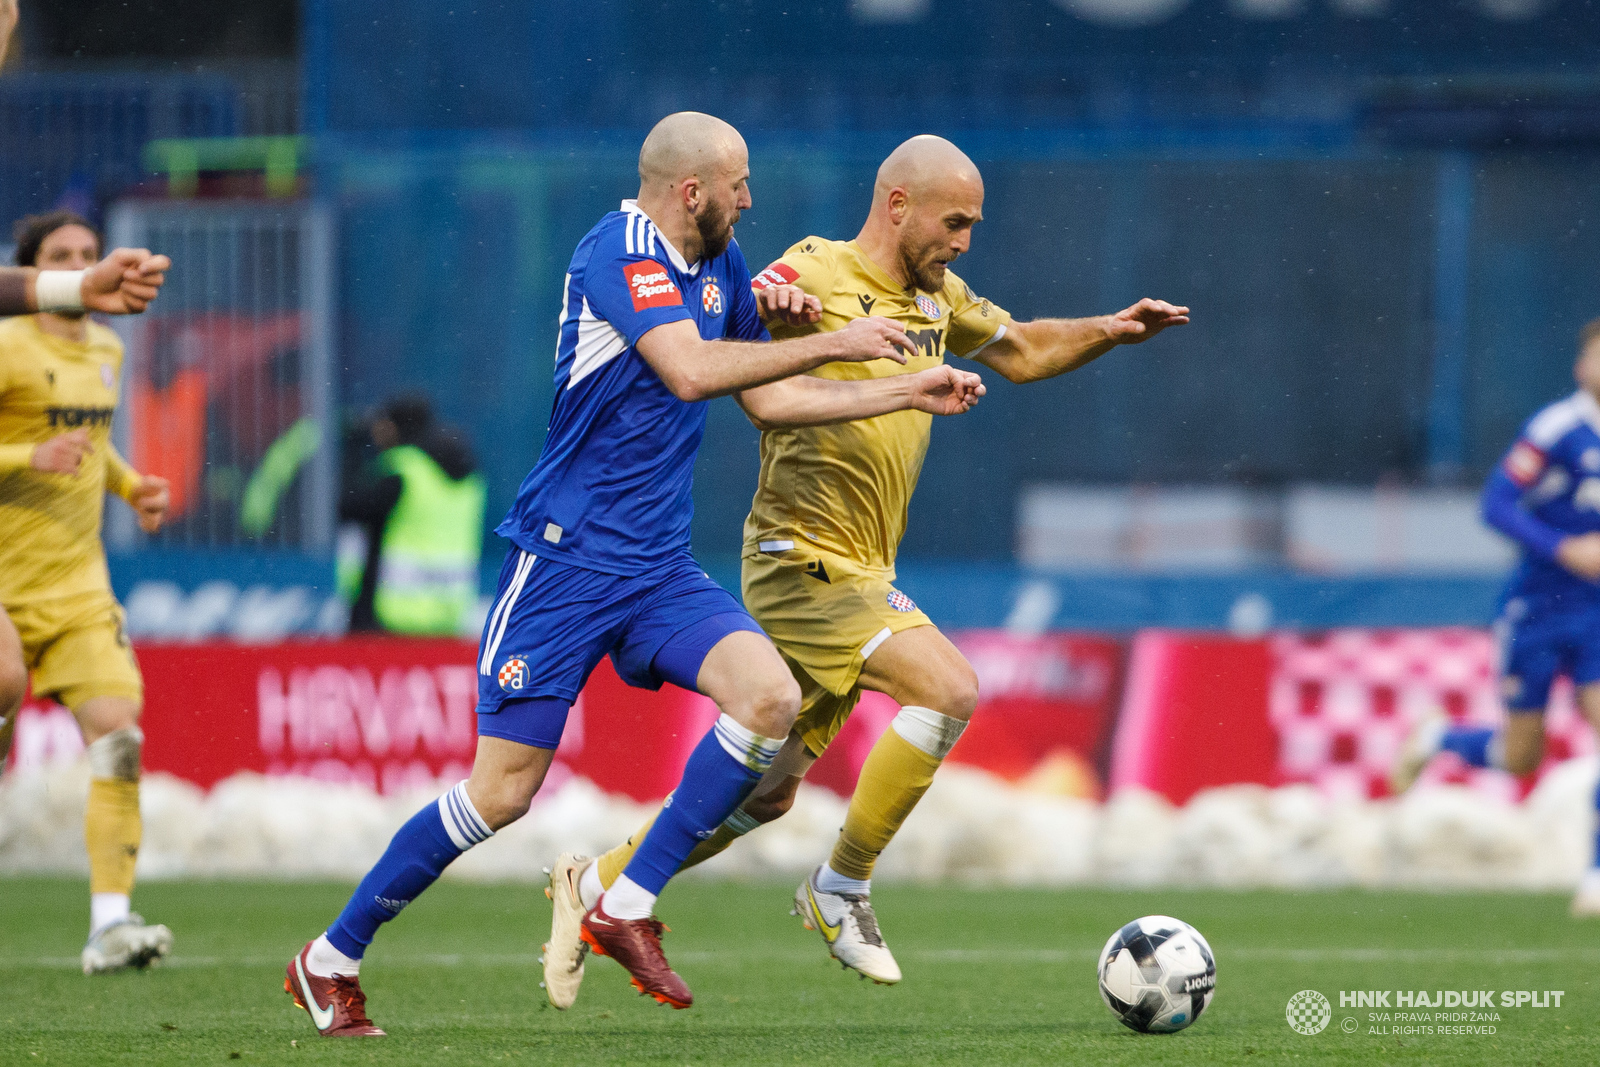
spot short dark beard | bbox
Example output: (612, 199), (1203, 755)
(897, 240), (947, 293)
(694, 200), (736, 260)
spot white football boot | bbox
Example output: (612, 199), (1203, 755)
(1571, 870), (1600, 918)
(541, 852), (592, 1009)
(1389, 711), (1448, 795)
(791, 867), (901, 984)
(82, 914), (173, 974)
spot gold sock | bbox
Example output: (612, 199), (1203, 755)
(86, 778), (141, 895)
(829, 726), (941, 882)
(595, 808), (754, 890)
(596, 812), (658, 889)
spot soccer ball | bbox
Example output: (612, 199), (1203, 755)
(1096, 915), (1215, 1034)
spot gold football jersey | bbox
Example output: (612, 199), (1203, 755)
(0, 315), (139, 606)
(742, 237), (1010, 573)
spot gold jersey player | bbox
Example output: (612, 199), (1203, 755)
(540, 135), (1187, 1001)
(0, 212), (173, 974)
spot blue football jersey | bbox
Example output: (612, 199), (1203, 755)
(496, 200), (768, 576)
(1484, 389), (1600, 606)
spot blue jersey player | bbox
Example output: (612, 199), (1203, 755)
(284, 112), (987, 1036)
(1392, 319), (1600, 917)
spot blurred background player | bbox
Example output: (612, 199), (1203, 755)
(283, 111), (981, 1035)
(558, 135), (1187, 992)
(1392, 318), (1600, 917)
(0, 210), (173, 972)
(338, 394), (485, 635)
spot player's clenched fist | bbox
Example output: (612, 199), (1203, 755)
(1104, 298), (1190, 344)
(84, 248), (170, 315)
(129, 475), (171, 534)
(828, 315), (911, 365)
(755, 283), (821, 327)
(31, 429), (93, 475)
(908, 366), (985, 416)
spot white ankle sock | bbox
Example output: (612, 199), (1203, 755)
(815, 862), (870, 897)
(578, 860), (604, 911)
(600, 874), (657, 920)
(306, 932), (363, 978)
(90, 893), (130, 937)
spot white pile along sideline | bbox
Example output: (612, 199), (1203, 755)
(0, 759), (1594, 889)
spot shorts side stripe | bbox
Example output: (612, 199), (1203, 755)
(480, 551), (535, 674)
(860, 626), (893, 662)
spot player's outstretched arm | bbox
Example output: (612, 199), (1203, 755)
(0, 249), (170, 317)
(736, 365), (985, 431)
(1, 0), (18, 67)
(976, 298), (1189, 384)
(636, 315), (911, 403)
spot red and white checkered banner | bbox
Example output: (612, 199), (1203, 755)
(1110, 628), (1595, 804)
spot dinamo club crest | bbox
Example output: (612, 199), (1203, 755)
(702, 279), (723, 315)
(498, 657), (528, 692)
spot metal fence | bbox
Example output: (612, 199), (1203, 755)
(104, 200), (336, 552)
(0, 62), (298, 229)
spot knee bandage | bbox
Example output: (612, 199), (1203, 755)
(86, 726), (143, 780)
(889, 705), (967, 759)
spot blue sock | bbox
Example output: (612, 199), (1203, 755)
(621, 715), (783, 895)
(1592, 775), (1600, 871)
(326, 781), (493, 958)
(1438, 726), (1496, 769)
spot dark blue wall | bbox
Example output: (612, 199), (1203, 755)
(323, 142), (1600, 560)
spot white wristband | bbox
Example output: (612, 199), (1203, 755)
(35, 269), (87, 313)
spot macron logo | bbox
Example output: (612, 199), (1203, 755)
(625, 262), (682, 311)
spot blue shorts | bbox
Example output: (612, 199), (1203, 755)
(1496, 595), (1600, 711)
(473, 547), (764, 748)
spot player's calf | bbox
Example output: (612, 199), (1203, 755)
(77, 711), (168, 972)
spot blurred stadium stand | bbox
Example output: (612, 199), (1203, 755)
(4, 0), (1600, 632)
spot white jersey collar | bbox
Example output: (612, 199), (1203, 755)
(1570, 389), (1600, 437)
(620, 200), (698, 275)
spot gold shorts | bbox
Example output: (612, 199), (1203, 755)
(5, 590), (143, 710)
(741, 547), (930, 757)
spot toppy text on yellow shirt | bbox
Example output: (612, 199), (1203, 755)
(742, 237), (1011, 574)
(0, 315), (141, 607)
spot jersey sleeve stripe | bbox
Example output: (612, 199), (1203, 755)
(568, 298), (631, 388)
(1526, 395), (1584, 449)
(963, 322), (1008, 359)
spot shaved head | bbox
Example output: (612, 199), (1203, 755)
(872, 135), (982, 208)
(636, 112), (752, 261)
(861, 135), (985, 293)
(639, 111), (747, 190)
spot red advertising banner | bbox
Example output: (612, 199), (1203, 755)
(8, 639), (718, 803)
(1108, 630), (1276, 805)
(6, 632), (1128, 803)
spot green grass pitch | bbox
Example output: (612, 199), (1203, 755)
(3, 877), (1598, 1065)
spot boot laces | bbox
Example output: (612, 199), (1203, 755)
(331, 975), (376, 1027)
(844, 897), (884, 947)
